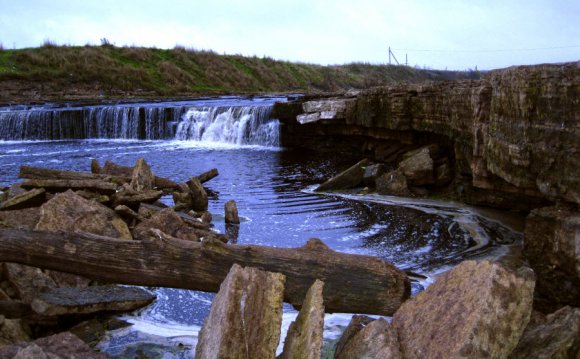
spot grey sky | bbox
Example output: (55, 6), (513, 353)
(1, 0), (578, 70)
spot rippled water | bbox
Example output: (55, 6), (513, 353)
(0, 134), (522, 357)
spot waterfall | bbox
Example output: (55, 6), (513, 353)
(0, 100), (281, 146)
(174, 106), (280, 147)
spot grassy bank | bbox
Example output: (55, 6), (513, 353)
(0, 44), (481, 101)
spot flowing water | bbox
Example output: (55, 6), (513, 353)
(0, 97), (523, 357)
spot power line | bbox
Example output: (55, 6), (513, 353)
(392, 45), (580, 53)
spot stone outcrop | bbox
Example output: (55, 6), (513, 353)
(392, 260), (535, 359)
(334, 317), (401, 359)
(130, 158), (155, 192)
(195, 264), (286, 359)
(276, 62), (579, 209)
(279, 279), (325, 359)
(224, 199), (240, 224)
(523, 204), (580, 311)
(509, 306), (580, 359)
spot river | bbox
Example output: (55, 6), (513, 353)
(0, 97), (522, 357)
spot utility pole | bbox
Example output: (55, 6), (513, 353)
(389, 46), (391, 64)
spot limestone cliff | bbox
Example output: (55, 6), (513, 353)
(275, 62), (579, 209)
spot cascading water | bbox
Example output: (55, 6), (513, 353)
(174, 106), (279, 146)
(0, 98), (282, 146)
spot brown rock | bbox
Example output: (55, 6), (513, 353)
(90, 158), (101, 174)
(398, 146), (435, 186)
(173, 182), (194, 211)
(3, 263), (56, 303)
(130, 158), (155, 192)
(198, 168), (219, 183)
(0, 188), (46, 211)
(0, 332), (107, 359)
(279, 279), (325, 359)
(392, 260), (535, 359)
(186, 176), (208, 211)
(111, 183), (163, 209)
(21, 178), (118, 194)
(36, 190), (132, 240)
(30, 285), (156, 316)
(334, 315), (375, 356)
(0, 207), (41, 229)
(195, 264), (286, 359)
(524, 205), (580, 311)
(133, 207), (199, 242)
(376, 169), (410, 196)
(335, 317), (402, 359)
(224, 200), (240, 224)
(315, 159), (369, 192)
(509, 306), (580, 359)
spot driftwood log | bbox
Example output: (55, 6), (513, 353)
(0, 228), (410, 315)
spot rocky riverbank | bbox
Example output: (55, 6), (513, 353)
(273, 61), (580, 314)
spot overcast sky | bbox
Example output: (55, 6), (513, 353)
(1, 0), (578, 70)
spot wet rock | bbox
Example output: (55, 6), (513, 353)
(375, 169), (410, 196)
(392, 260), (535, 359)
(186, 176), (209, 211)
(335, 317), (401, 359)
(195, 264), (286, 359)
(363, 163), (385, 186)
(279, 279), (325, 359)
(509, 306), (580, 359)
(524, 205), (580, 312)
(0, 188), (46, 211)
(0, 331), (107, 358)
(36, 189), (132, 240)
(398, 146), (435, 186)
(130, 158), (155, 192)
(133, 207), (200, 241)
(0, 207), (41, 229)
(0, 318), (30, 346)
(315, 159), (370, 192)
(224, 199), (240, 224)
(31, 285), (155, 316)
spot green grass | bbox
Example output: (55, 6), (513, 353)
(0, 44), (481, 99)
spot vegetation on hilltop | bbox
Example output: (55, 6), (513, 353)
(0, 43), (481, 101)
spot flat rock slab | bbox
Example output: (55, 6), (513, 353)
(392, 260), (535, 359)
(0, 188), (46, 211)
(31, 285), (156, 316)
(315, 159), (369, 192)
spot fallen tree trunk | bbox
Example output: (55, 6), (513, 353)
(21, 179), (118, 195)
(0, 228), (410, 315)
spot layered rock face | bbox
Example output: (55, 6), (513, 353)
(274, 62), (579, 311)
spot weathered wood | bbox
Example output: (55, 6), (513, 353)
(197, 168), (219, 184)
(21, 179), (118, 195)
(0, 188), (46, 210)
(19, 166), (129, 185)
(100, 160), (178, 190)
(0, 228), (410, 315)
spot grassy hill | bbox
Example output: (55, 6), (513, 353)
(0, 44), (481, 102)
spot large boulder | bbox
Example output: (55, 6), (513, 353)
(398, 146), (436, 186)
(279, 279), (325, 359)
(509, 306), (580, 359)
(334, 317), (401, 359)
(36, 190), (132, 240)
(523, 204), (580, 311)
(195, 264), (286, 359)
(392, 260), (535, 359)
(376, 169), (410, 196)
(315, 159), (369, 192)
